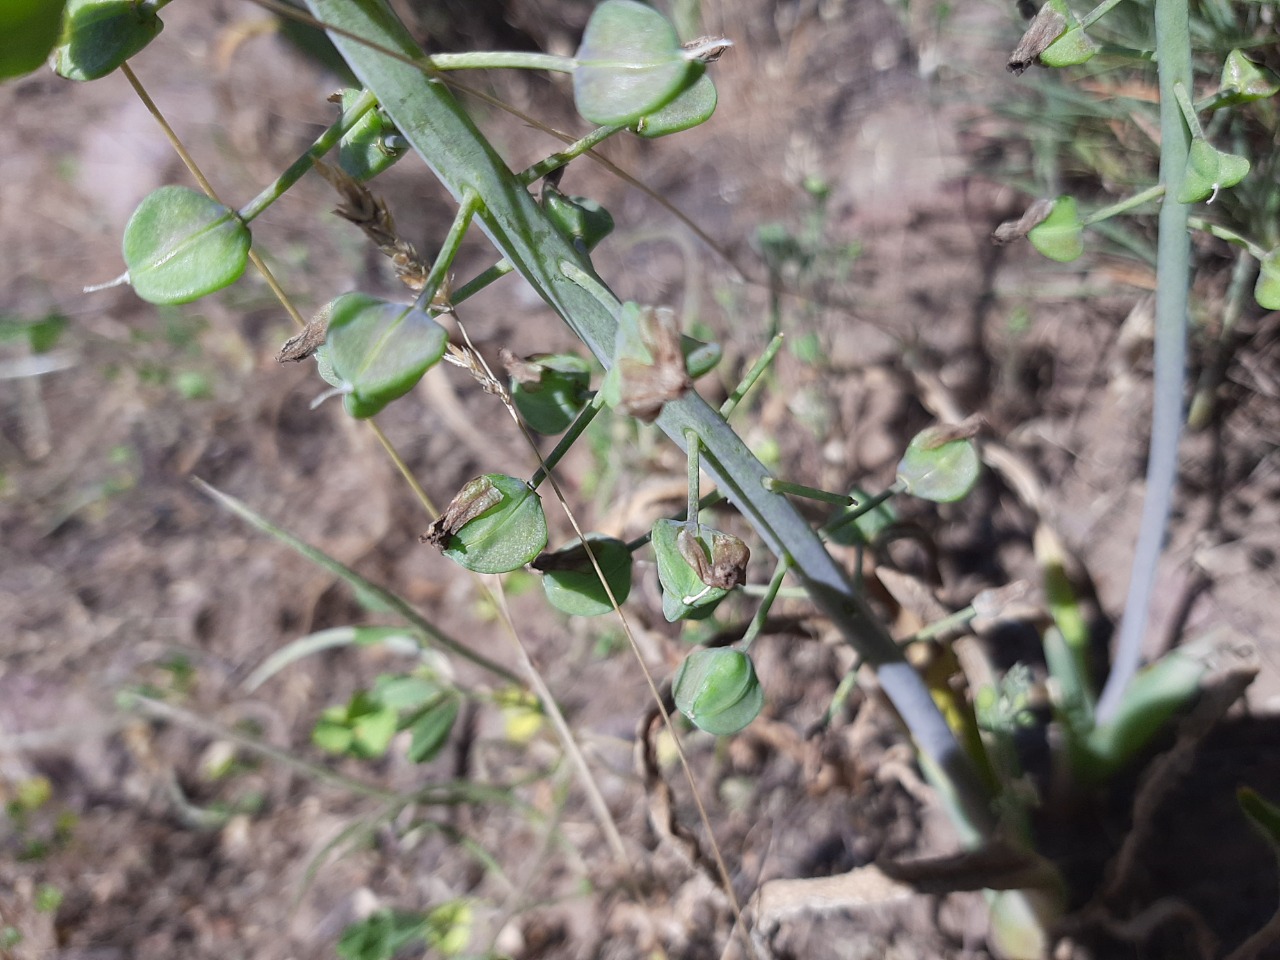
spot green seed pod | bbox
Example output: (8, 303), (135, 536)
(52, 0), (164, 81)
(335, 87), (408, 181)
(897, 424), (982, 503)
(673, 647), (764, 735)
(420, 474), (548, 575)
(542, 184), (615, 253)
(505, 351), (592, 435)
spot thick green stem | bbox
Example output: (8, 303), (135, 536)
(1096, 0), (1193, 724)
(238, 89), (378, 223)
(413, 189), (482, 313)
(519, 124), (626, 185)
(306, 0), (995, 841)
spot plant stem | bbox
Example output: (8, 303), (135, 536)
(761, 478), (854, 506)
(1188, 250), (1256, 430)
(1096, 0), (1193, 725)
(195, 479), (522, 685)
(308, 0), (996, 841)
(528, 394), (603, 490)
(1080, 183), (1166, 225)
(1094, 43), (1157, 61)
(737, 557), (791, 652)
(420, 51), (576, 73)
(519, 124), (627, 185)
(686, 429), (702, 525)
(1172, 81), (1206, 137)
(415, 189), (482, 313)
(625, 490), (729, 551)
(821, 481), (903, 540)
(1188, 218), (1269, 259)
(721, 333), (784, 419)
(238, 89), (378, 223)
(1079, 0), (1126, 30)
(452, 260), (515, 304)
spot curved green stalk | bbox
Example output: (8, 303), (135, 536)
(303, 0), (994, 841)
(1096, 0), (1193, 723)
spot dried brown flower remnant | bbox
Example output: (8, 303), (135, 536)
(277, 303), (332, 363)
(677, 527), (750, 590)
(993, 198), (1056, 245)
(682, 36), (733, 63)
(420, 476), (503, 548)
(915, 417), (984, 448)
(499, 349), (547, 385)
(1007, 4), (1067, 74)
(617, 306), (692, 423)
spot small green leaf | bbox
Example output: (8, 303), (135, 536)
(1219, 50), (1280, 105)
(542, 186), (615, 252)
(426, 474), (548, 575)
(313, 691), (399, 759)
(652, 519), (732, 622)
(633, 72), (717, 137)
(573, 0), (695, 126)
(338, 910), (429, 960)
(0, 0), (67, 79)
(372, 674), (440, 711)
(1027, 196), (1084, 263)
(336, 88), (407, 180)
(508, 352), (592, 435)
(1256, 248), (1280, 310)
(673, 647), (764, 735)
(325, 293), (447, 419)
(122, 186), (251, 304)
(681, 334), (722, 379)
(406, 697), (459, 763)
(897, 427), (981, 503)
(1039, 25), (1097, 67)
(536, 535), (633, 617)
(1176, 138), (1250, 203)
(52, 0), (163, 81)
